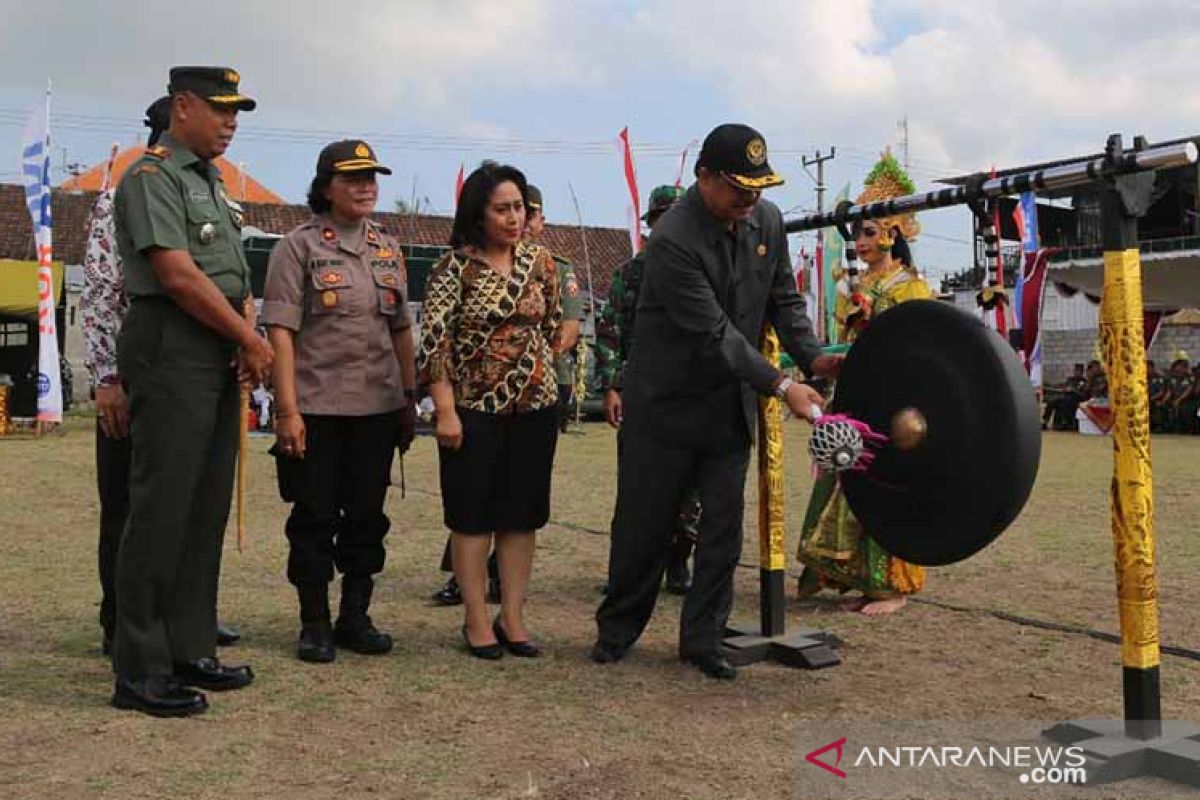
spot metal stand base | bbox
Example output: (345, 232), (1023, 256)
(721, 624), (842, 669)
(1044, 720), (1200, 787)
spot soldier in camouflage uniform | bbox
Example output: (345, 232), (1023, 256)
(595, 184), (700, 595)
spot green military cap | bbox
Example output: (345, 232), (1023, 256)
(526, 184), (544, 213)
(316, 140), (393, 176)
(168, 66), (256, 111)
(695, 123), (784, 190)
(641, 184), (684, 220)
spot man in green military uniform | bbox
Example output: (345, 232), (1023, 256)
(525, 185), (585, 432)
(594, 185), (698, 594)
(111, 66), (273, 717)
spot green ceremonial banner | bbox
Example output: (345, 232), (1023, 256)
(822, 182), (850, 344)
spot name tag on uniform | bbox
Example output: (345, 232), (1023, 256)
(189, 191), (213, 204)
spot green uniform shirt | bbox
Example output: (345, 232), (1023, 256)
(114, 132), (250, 300)
(554, 255), (584, 384)
(594, 250), (645, 391)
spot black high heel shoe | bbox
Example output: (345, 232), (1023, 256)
(461, 625), (503, 660)
(493, 617), (541, 658)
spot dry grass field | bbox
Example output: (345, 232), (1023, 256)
(1, 416), (1198, 799)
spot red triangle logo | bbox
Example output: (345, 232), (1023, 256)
(805, 737), (847, 779)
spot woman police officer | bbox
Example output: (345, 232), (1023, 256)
(261, 140), (416, 662)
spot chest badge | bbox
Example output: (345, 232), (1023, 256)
(323, 272), (342, 285)
(756, 244), (767, 256)
(321, 290), (338, 309)
(380, 272), (396, 286)
(321, 228), (336, 244)
(199, 222), (216, 244)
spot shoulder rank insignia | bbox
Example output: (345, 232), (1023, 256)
(321, 228), (336, 243)
(132, 164), (161, 176)
(366, 228), (379, 244)
(145, 145), (169, 160)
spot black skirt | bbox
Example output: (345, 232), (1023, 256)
(438, 406), (558, 534)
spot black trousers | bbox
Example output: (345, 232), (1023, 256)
(285, 412), (397, 586)
(113, 300), (239, 678)
(612, 428), (701, 559)
(96, 420), (132, 639)
(596, 427), (750, 657)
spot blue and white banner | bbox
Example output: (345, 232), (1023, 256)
(1019, 191), (1039, 253)
(19, 86), (62, 423)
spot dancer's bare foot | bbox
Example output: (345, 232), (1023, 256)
(860, 596), (907, 615)
(838, 596), (869, 612)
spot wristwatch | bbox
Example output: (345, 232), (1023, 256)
(773, 376), (794, 399)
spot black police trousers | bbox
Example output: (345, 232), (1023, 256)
(596, 426), (750, 658)
(96, 420), (132, 640)
(113, 299), (238, 678)
(284, 412), (397, 586)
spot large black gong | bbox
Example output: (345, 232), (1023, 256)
(832, 300), (1041, 566)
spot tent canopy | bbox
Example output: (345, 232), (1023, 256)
(1048, 248), (1200, 311)
(0, 259), (64, 318)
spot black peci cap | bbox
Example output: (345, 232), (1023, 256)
(695, 123), (784, 189)
(143, 95), (170, 147)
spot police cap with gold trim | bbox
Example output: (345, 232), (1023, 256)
(695, 123), (784, 190)
(168, 66), (256, 111)
(316, 140), (393, 176)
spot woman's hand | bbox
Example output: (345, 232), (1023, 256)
(435, 407), (464, 450)
(275, 412), (306, 459)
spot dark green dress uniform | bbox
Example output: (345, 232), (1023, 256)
(553, 255), (585, 429)
(112, 131), (249, 679)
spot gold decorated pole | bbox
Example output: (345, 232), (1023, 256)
(1099, 178), (1161, 740)
(236, 386), (249, 553)
(757, 325), (788, 636)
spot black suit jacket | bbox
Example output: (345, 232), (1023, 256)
(622, 186), (822, 451)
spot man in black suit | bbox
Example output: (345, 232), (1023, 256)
(593, 123), (839, 680)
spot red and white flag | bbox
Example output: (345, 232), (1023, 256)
(617, 127), (641, 254)
(454, 163), (464, 206)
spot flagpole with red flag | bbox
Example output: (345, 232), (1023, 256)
(617, 127), (641, 254)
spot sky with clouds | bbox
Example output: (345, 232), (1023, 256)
(2, 0), (1198, 277)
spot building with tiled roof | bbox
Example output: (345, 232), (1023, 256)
(0, 185), (632, 302)
(61, 146), (285, 204)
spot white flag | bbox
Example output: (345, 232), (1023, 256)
(19, 85), (62, 422)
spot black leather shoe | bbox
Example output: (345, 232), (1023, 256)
(112, 676), (207, 718)
(682, 652), (737, 680)
(664, 555), (692, 595)
(590, 641), (627, 664)
(493, 618), (540, 658)
(298, 620), (336, 663)
(486, 578), (502, 605)
(173, 657), (254, 692)
(216, 622), (241, 647)
(430, 576), (462, 606)
(334, 618), (394, 655)
(462, 626), (503, 660)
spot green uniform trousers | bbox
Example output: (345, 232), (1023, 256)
(113, 298), (239, 678)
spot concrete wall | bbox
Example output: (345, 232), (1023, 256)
(1042, 324), (1200, 385)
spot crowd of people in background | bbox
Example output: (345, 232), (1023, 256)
(1042, 355), (1200, 435)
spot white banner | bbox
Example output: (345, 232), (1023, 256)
(20, 85), (62, 422)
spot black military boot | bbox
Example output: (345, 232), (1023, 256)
(296, 583), (335, 663)
(334, 576), (393, 655)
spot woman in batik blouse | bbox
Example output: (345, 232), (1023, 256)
(418, 161), (562, 659)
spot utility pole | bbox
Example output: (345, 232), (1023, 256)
(801, 148), (836, 342)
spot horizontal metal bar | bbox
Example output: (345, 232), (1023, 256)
(784, 141), (1198, 233)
